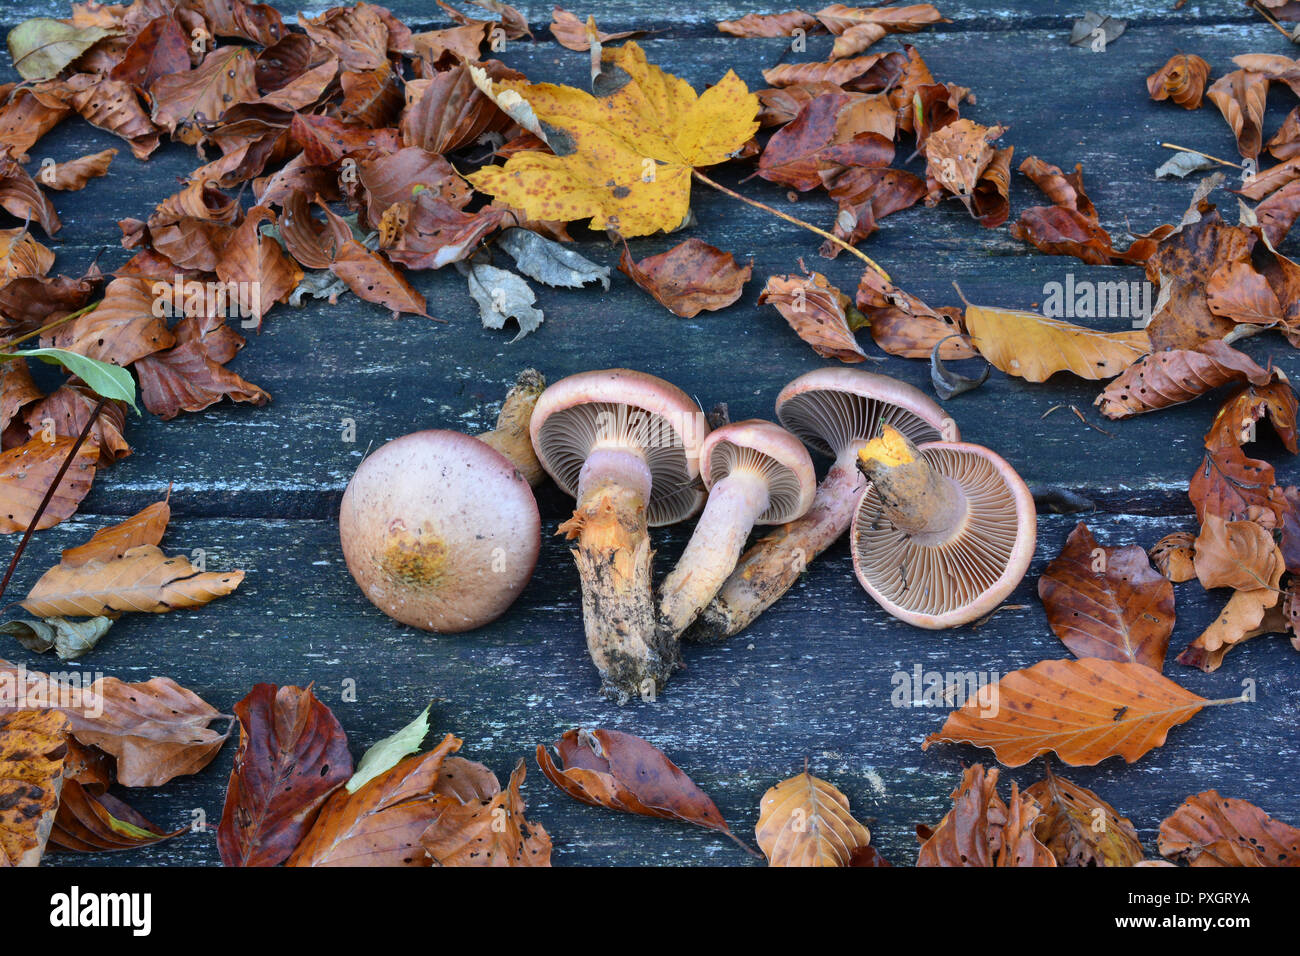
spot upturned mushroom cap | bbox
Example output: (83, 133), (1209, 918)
(530, 368), (709, 525)
(850, 438), (1036, 629)
(701, 420), (816, 524)
(339, 429), (540, 633)
(776, 368), (954, 458)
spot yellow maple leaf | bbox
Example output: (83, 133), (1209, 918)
(467, 41), (759, 237)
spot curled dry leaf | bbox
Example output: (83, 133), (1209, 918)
(1027, 765), (1143, 867)
(1147, 54), (1211, 109)
(762, 52), (900, 89)
(549, 7), (644, 51)
(922, 658), (1212, 767)
(0, 436), (99, 534)
(1177, 587), (1285, 672)
(963, 300), (1151, 383)
(1149, 531), (1197, 583)
(856, 268), (973, 360)
(0, 660), (232, 788)
(819, 166), (925, 256)
(0, 707), (68, 866)
(755, 769), (872, 867)
(1193, 514), (1285, 593)
(1038, 522), (1175, 671)
(618, 238), (751, 318)
(20, 544), (244, 618)
(61, 497), (169, 568)
(151, 46), (259, 145)
(1159, 790), (1300, 866)
(287, 733), (463, 867)
(134, 318), (271, 420)
(1206, 261), (1282, 326)
(329, 241), (429, 318)
(49, 779), (185, 854)
(1207, 70), (1268, 161)
(916, 763), (1055, 867)
(757, 91), (893, 192)
(24, 384), (130, 465)
(214, 206), (303, 329)
(1204, 373), (1299, 453)
(218, 683), (353, 868)
(759, 270), (868, 362)
(420, 759), (552, 867)
(0, 156), (61, 235)
(717, 11), (820, 37)
(48, 277), (175, 367)
(924, 119), (1012, 227)
(1094, 340), (1270, 420)
(37, 148), (117, 191)
(1256, 179), (1300, 247)
(1188, 445), (1282, 529)
(536, 728), (739, 842)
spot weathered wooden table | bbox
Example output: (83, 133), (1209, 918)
(7, 0), (1298, 866)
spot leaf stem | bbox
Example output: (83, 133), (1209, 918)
(0, 397), (106, 606)
(691, 170), (890, 280)
(0, 300), (100, 352)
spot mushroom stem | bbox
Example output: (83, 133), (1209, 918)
(558, 449), (679, 702)
(856, 426), (967, 542)
(683, 452), (865, 643)
(657, 470), (771, 641)
(477, 369), (546, 486)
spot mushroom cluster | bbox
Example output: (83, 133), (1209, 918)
(337, 365), (1037, 702)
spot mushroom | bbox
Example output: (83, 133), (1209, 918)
(338, 372), (547, 633)
(683, 368), (954, 643)
(657, 420), (815, 641)
(530, 369), (708, 701)
(852, 424), (1036, 628)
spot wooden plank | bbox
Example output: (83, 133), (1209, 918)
(7, 511), (1293, 867)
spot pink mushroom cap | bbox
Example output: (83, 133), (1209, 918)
(701, 419), (816, 524)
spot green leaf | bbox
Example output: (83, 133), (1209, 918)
(345, 704), (432, 793)
(0, 616), (112, 660)
(7, 18), (120, 82)
(0, 348), (138, 413)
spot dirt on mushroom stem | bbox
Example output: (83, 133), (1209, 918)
(558, 448), (679, 703)
(682, 451), (866, 644)
(856, 426), (968, 542)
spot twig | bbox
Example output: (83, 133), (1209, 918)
(1251, 1), (1299, 42)
(0, 300), (100, 352)
(0, 397), (106, 606)
(1070, 404), (1113, 437)
(691, 169), (890, 280)
(1158, 142), (1244, 170)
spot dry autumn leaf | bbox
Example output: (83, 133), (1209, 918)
(1094, 340), (1270, 420)
(1038, 522), (1175, 671)
(1193, 514), (1284, 593)
(49, 779), (185, 854)
(856, 268), (973, 359)
(759, 269), (868, 362)
(755, 768), (872, 867)
(133, 318), (271, 420)
(1147, 53), (1211, 109)
(618, 238), (751, 318)
(1188, 445), (1282, 528)
(916, 763), (1055, 867)
(549, 7), (644, 51)
(467, 41), (759, 237)
(0, 707), (67, 866)
(1206, 70), (1268, 161)
(60, 495), (169, 567)
(1026, 764), (1143, 867)
(420, 759), (552, 867)
(21, 544), (243, 618)
(329, 240), (430, 318)
(1149, 531), (1197, 583)
(1204, 373), (1299, 453)
(1159, 790), (1300, 866)
(923, 658), (1220, 766)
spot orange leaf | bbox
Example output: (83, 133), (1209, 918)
(1159, 791), (1300, 866)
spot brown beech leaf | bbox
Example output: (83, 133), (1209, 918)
(817, 3), (946, 59)
(59, 74), (160, 160)
(0, 358), (42, 442)
(214, 206), (302, 328)
(20, 544), (244, 618)
(48, 779), (185, 853)
(1188, 445), (1282, 528)
(1012, 157), (1156, 265)
(1279, 486), (1300, 574)
(1177, 587), (1283, 672)
(287, 733), (463, 867)
(37, 149), (117, 192)
(536, 728), (739, 841)
(917, 764), (1055, 867)
(1194, 514), (1285, 593)
(151, 46), (258, 144)
(134, 318), (271, 420)
(856, 268), (973, 360)
(819, 166), (925, 256)
(1094, 340), (1270, 420)
(758, 91), (893, 192)
(550, 7), (644, 51)
(1027, 764), (1143, 867)
(420, 759), (552, 867)
(1255, 179), (1300, 246)
(218, 683), (353, 867)
(340, 63), (403, 128)
(755, 769), (872, 867)
(759, 270), (868, 362)
(400, 61), (514, 154)
(23, 383), (130, 465)
(618, 238), (751, 318)
(0, 436), (98, 534)
(109, 13), (191, 92)
(48, 277), (175, 367)
(762, 52), (899, 88)
(358, 147), (472, 226)
(1207, 70), (1268, 160)
(1148, 54), (1211, 109)
(0, 708), (68, 866)
(0, 660), (232, 788)
(1205, 260), (1283, 326)
(922, 658), (1212, 767)
(1038, 522), (1175, 670)
(0, 228), (55, 283)
(1205, 373), (1299, 453)
(0, 85), (72, 162)
(330, 241), (430, 318)
(61, 497), (170, 567)
(1159, 791), (1300, 866)
(718, 11), (820, 37)
(300, 2), (391, 70)
(923, 118), (1008, 222)
(963, 300), (1150, 383)
(1149, 531), (1198, 583)
(379, 194), (504, 271)
(0, 157), (60, 236)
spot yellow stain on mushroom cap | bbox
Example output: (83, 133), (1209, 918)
(381, 525), (450, 592)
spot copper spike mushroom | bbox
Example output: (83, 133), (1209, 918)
(530, 369), (708, 701)
(338, 373), (546, 633)
(852, 425), (1036, 628)
(683, 368), (954, 643)
(657, 420), (815, 641)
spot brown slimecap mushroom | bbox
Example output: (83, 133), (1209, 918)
(852, 425), (1036, 628)
(657, 420), (815, 641)
(339, 429), (541, 633)
(476, 368), (547, 486)
(683, 368), (954, 643)
(530, 369), (709, 702)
